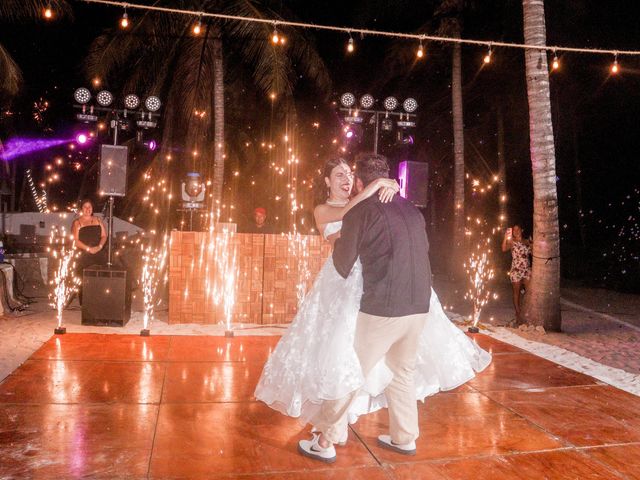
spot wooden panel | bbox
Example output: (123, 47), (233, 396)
(168, 232), (331, 325)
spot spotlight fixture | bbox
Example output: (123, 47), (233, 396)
(417, 40), (424, 59)
(120, 9), (129, 29)
(73, 87), (92, 105)
(96, 90), (114, 107)
(124, 94), (141, 110)
(76, 133), (89, 145)
(403, 98), (418, 113)
(272, 25), (279, 44)
(144, 96), (162, 112)
(347, 35), (355, 53)
(381, 118), (394, 131)
(144, 139), (158, 151)
(360, 94), (374, 109)
(383, 96), (398, 111)
(340, 92), (356, 108)
(483, 45), (492, 64)
(44, 3), (53, 19)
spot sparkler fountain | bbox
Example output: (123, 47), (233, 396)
(464, 234), (497, 333)
(140, 235), (169, 336)
(48, 227), (80, 334)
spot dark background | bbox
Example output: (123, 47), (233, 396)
(1, 1), (639, 290)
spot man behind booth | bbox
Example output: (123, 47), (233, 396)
(247, 207), (275, 234)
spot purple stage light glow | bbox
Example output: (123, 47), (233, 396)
(0, 137), (71, 161)
(345, 129), (354, 139)
(398, 161), (408, 199)
(75, 133), (88, 145)
(148, 140), (157, 151)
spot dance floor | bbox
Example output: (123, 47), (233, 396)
(2, 333), (640, 479)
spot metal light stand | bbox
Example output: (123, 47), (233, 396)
(74, 97), (160, 335)
(340, 107), (416, 154)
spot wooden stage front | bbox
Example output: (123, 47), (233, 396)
(1, 332), (640, 479)
(169, 231), (332, 325)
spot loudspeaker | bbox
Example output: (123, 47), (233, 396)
(398, 161), (428, 208)
(99, 144), (128, 197)
(81, 266), (131, 326)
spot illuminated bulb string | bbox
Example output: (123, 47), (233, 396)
(79, 0), (640, 58)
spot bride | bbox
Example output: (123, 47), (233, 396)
(254, 157), (491, 432)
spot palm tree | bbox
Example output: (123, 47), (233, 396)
(435, 0), (466, 279)
(85, 0), (330, 211)
(521, 0), (561, 330)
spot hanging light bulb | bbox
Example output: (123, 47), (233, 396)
(43, 3), (53, 19)
(611, 54), (619, 74)
(193, 16), (202, 35)
(347, 35), (355, 53)
(483, 45), (492, 64)
(416, 40), (424, 59)
(551, 51), (560, 70)
(120, 9), (129, 29)
(272, 25), (279, 44)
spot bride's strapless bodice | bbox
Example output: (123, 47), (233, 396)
(323, 221), (342, 239)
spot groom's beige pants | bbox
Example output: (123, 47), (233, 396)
(313, 311), (427, 445)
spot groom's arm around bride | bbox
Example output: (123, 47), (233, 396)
(299, 153), (433, 462)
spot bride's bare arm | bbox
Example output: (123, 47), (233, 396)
(314, 178), (399, 236)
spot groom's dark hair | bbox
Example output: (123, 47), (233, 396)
(355, 153), (390, 187)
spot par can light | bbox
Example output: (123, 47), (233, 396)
(96, 90), (114, 107)
(124, 94), (141, 110)
(73, 87), (92, 105)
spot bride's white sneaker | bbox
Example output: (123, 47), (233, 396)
(377, 435), (416, 455)
(298, 433), (337, 463)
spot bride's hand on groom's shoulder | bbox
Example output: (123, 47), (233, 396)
(377, 179), (400, 203)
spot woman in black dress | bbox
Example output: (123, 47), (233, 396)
(72, 199), (107, 302)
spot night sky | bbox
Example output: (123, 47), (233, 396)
(1, 0), (639, 290)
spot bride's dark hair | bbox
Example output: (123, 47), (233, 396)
(314, 157), (349, 206)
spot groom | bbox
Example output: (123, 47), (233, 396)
(299, 153), (432, 462)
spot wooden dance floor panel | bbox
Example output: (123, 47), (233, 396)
(1, 333), (640, 479)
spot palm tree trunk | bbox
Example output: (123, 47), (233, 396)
(496, 105), (507, 227)
(451, 24), (465, 279)
(521, 0), (562, 331)
(212, 35), (225, 209)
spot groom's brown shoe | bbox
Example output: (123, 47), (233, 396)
(377, 435), (416, 455)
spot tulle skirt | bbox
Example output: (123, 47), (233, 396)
(254, 257), (491, 423)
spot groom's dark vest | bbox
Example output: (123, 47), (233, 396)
(333, 194), (432, 317)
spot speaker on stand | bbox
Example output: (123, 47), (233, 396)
(398, 160), (428, 208)
(81, 144), (130, 326)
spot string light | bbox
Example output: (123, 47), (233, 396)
(483, 45), (492, 64)
(271, 24), (279, 44)
(43, 3), (53, 19)
(611, 53), (619, 74)
(193, 15), (202, 35)
(347, 34), (355, 53)
(79, 0), (640, 61)
(120, 7), (129, 28)
(417, 39), (424, 59)
(551, 50), (559, 70)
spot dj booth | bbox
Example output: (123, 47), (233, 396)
(168, 231), (331, 325)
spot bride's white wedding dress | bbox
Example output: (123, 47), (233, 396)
(254, 220), (491, 424)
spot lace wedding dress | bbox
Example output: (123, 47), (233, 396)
(254, 220), (491, 424)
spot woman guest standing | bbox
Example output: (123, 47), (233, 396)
(501, 224), (531, 320)
(71, 199), (107, 303)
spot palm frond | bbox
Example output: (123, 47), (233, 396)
(0, 0), (72, 22)
(0, 43), (22, 98)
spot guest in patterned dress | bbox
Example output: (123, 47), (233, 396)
(501, 224), (531, 320)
